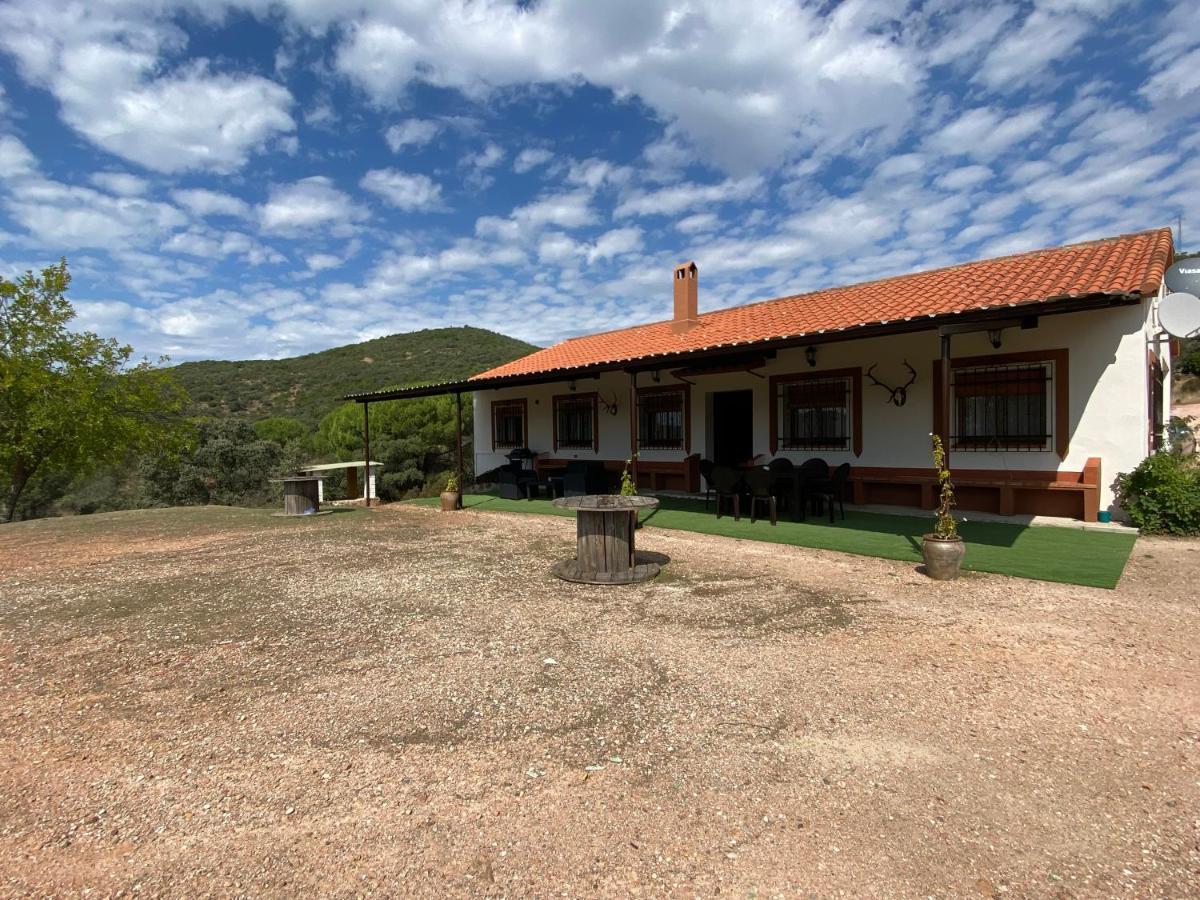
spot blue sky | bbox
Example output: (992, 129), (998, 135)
(0, 0), (1197, 362)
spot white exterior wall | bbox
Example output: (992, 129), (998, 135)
(473, 303), (1155, 511)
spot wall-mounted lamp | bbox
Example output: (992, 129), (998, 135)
(986, 328), (1003, 349)
(568, 379), (577, 392)
(651, 370), (661, 383)
(805, 345), (818, 367)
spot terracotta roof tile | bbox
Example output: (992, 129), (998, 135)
(472, 228), (1174, 381)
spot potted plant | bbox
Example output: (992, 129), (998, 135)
(922, 434), (966, 580)
(440, 472), (462, 512)
(620, 457), (641, 529)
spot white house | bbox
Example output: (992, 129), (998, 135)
(349, 228), (1175, 522)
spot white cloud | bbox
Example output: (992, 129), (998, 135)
(1141, 47), (1200, 111)
(934, 165), (993, 191)
(0, 134), (36, 178)
(161, 227), (284, 265)
(258, 176), (366, 236)
(4, 176), (186, 251)
(306, 252), (343, 272)
(90, 172), (150, 196)
(360, 169), (446, 211)
(676, 212), (719, 234)
(325, 0), (922, 173)
(514, 148), (554, 174)
(537, 232), (580, 265)
(615, 176), (764, 218)
(171, 188), (253, 220)
(926, 105), (1053, 160)
(975, 5), (1097, 92)
(462, 141), (505, 189)
(586, 226), (642, 264)
(384, 118), (441, 151)
(0, 2), (295, 173)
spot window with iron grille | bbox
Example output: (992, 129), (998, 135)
(777, 376), (851, 450)
(554, 394), (595, 450)
(638, 389), (686, 450)
(492, 400), (526, 449)
(952, 362), (1052, 451)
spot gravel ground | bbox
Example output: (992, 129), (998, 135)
(0, 504), (1197, 898)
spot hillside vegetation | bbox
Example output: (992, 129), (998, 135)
(171, 326), (537, 426)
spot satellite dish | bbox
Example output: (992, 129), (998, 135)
(1165, 258), (1200, 295)
(1158, 292), (1200, 338)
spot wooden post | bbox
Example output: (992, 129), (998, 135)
(362, 401), (371, 507)
(940, 332), (951, 470)
(628, 370), (639, 485)
(455, 391), (464, 510)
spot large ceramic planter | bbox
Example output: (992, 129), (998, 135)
(921, 534), (965, 580)
(440, 490), (461, 512)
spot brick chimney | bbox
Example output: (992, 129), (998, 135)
(672, 261), (699, 333)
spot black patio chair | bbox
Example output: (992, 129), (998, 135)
(767, 457), (795, 513)
(562, 460), (609, 496)
(711, 465), (744, 520)
(807, 462), (851, 523)
(698, 458), (716, 509)
(795, 457), (829, 520)
(743, 466), (777, 526)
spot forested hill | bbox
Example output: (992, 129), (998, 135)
(170, 326), (537, 425)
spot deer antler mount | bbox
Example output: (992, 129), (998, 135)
(866, 361), (917, 407)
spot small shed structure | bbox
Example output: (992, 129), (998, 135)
(297, 460), (381, 503)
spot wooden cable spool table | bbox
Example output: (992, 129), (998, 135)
(273, 475), (328, 517)
(551, 494), (661, 584)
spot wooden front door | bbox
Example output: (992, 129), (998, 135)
(711, 390), (754, 466)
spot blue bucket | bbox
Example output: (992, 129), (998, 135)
(1097, 510), (1112, 524)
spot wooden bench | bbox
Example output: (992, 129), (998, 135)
(849, 458), (1101, 522)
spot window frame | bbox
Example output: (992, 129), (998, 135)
(769, 367), (863, 457)
(636, 384), (691, 452)
(951, 361), (1054, 452)
(491, 398), (528, 450)
(552, 392), (599, 453)
(933, 348), (1069, 459)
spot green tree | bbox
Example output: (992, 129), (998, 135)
(139, 419), (287, 508)
(253, 416), (310, 447)
(0, 261), (188, 522)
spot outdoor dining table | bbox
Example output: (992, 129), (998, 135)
(737, 464), (820, 519)
(550, 494), (661, 584)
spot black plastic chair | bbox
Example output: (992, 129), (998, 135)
(795, 458), (829, 520)
(807, 463), (851, 523)
(562, 460), (609, 496)
(767, 457), (795, 513)
(711, 465), (744, 520)
(699, 458), (716, 509)
(743, 467), (777, 526)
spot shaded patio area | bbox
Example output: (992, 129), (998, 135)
(410, 493), (1136, 588)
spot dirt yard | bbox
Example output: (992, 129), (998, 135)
(1, 505), (1197, 897)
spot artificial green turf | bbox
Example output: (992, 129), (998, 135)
(409, 493), (1136, 589)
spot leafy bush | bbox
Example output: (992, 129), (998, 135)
(1177, 351), (1200, 377)
(1115, 452), (1200, 535)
